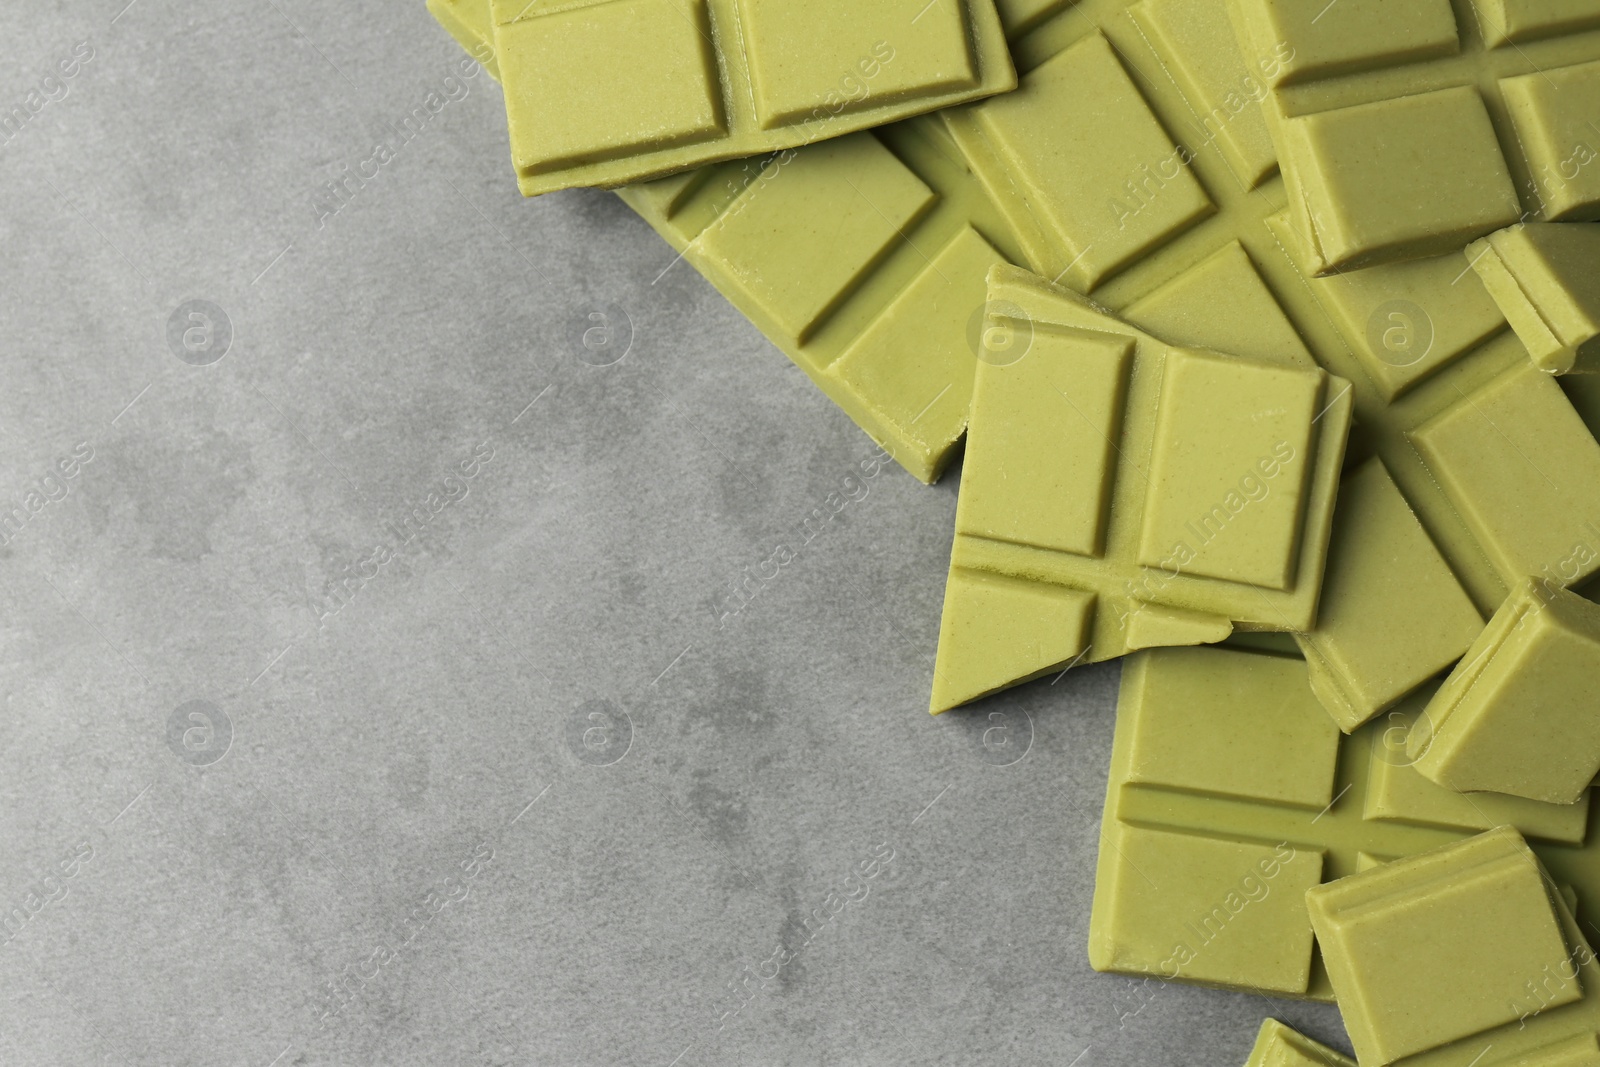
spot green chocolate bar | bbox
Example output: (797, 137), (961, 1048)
(1308, 827), (1580, 1065)
(624, 131), (1014, 483)
(1090, 643), (1591, 1002)
(1411, 579), (1600, 805)
(1470, 224), (1600, 375)
(1296, 457), (1484, 731)
(484, 0), (1016, 196)
(1227, 0), (1600, 273)
(1246, 1019), (1354, 1067)
(1494, 1034), (1600, 1067)
(928, 266), (1350, 711)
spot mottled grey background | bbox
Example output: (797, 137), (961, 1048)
(0, 1), (1346, 1063)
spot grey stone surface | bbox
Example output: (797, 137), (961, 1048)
(0, 1), (1345, 1063)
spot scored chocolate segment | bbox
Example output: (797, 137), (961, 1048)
(1412, 580), (1600, 806)
(1229, 0), (1600, 272)
(1242, 1021), (1356, 1067)
(1307, 827), (1582, 1066)
(928, 267), (1351, 712)
(1470, 223), (1600, 374)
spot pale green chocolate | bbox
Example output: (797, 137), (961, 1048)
(1477, 1), (1600, 47)
(1296, 457), (1484, 731)
(1469, 224), (1600, 375)
(1496, 1034), (1600, 1067)
(1406, 359), (1600, 589)
(1228, 0), (1600, 272)
(1246, 1020), (1354, 1067)
(1279, 86), (1521, 272)
(952, 29), (1215, 293)
(628, 132), (1012, 484)
(1091, 644), (1591, 1002)
(488, 0), (1016, 196)
(929, 265), (1351, 712)
(1307, 827), (1579, 1065)
(1363, 706), (1585, 841)
(1411, 579), (1600, 805)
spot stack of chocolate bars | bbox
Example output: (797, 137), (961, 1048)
(428, 0), (1600, 1061)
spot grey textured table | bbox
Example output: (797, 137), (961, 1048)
(0, 1), (1346, 1062)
